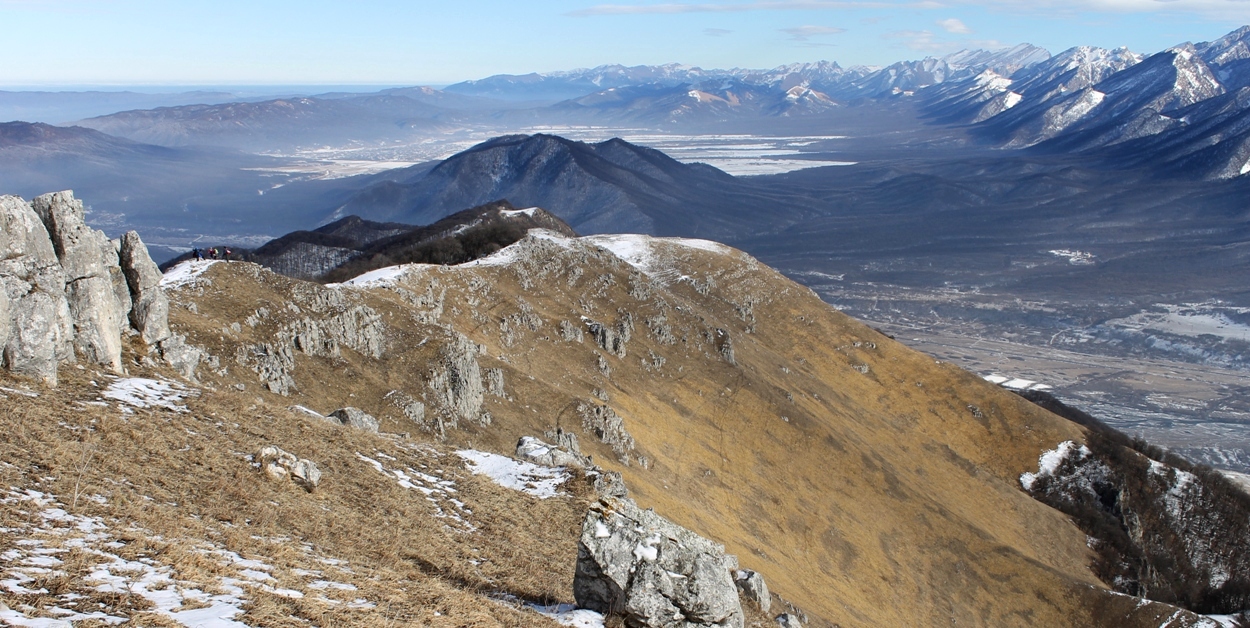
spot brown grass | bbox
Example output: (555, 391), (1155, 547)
(0, 359), (588, 626)
(0, 238), (1215, 627)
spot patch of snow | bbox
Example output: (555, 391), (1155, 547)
(101, 377), (195, 412)
(500, 207), (539, 218)
(455, 450), (569, 499)
(290, 405), (326, 419)
(0, 386), (39, 398)
(1004, 91), (1023, 109)
(983, 375), (1010, 384)
(531, 603), (607, 628)
(1049, 249), (1096, 265)
(308, 580), (358, 591)
(339, 264), (410, 288)
(1021, 440), (1091, 490)
(160, 260), (219, 289)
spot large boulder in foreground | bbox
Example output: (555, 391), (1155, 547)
(575, 496), (744, 628)
(32, 191), (125, 372)
(0, 195), (73, 385)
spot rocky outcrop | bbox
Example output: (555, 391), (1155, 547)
(427, 332), (486, 428)
(257, 445), (322, 492)
(575, 496), (744, 628)
(578, 401), (637, 464)
(516, 435), (589, 469)
(0, 195), (73, 385)
(118, 230), (170, 345)
(329, 407), (380, 432)
(32, 191), (125, 373)
(734, 570), (770, 613)
(1, 191), (185, 385)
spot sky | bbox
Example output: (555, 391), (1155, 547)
(2, 0), (1250, 87)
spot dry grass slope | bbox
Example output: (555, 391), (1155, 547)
(1, 233), (1223, 627)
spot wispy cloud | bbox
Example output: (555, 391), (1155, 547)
(567, 1), (942, 17)
(882, 29), (953, 52)
(704, 27), (734, 35)
(567, 0), (1250, 19)
(937, 17), (972, 34)
(781, 25), (848, 40)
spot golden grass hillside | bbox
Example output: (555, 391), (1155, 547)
(135, 231), (1222, 627)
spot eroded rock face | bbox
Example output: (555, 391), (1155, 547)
(734, 570), (770, 613)
(517, 435), (589, 469)
(330, 407), (380, 432)
(32, 191), (125, 372)
(575, 497), (744, 628)
(0, 195), (73, 385)
(118, 231), (170, 345)
(257, 445), (322, 492)
(427, 332), (486, 428)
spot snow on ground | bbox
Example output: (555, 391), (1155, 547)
(1105, 304), (1250, 343)
(500, 207), (539, 218)
(0, 488), (251, 628)
(1020, 440), (1090, 490)
(160, 260), (220, 289)
(455, 450), (569, 499)
(1049, 249), (1097, 265)
(338, 264), (412, 288)
(101, 377), (196, 412)
(355, 452), (475, 530)
(982, 373), (1052, 391)
(583, 233), (731, 278)
(531, 602), (607, 628)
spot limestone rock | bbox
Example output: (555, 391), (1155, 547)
(734, 570), (770, 613)
(107, 239), (132, 328)
(0, 289), (9, 354)
(257, 445), (321, 492)
(774, 613), (803, 628)
(578, 401), (636, 463)
(118, 231), (171, 345)
(575, 496), (743, 628)
(329, 407), (380, 432)
(516, 436), (589, 469)
(427, 332), (485, 427)
(0, 195), (73, 385)
(157, 334), (202, 380)
(592, 470), (629, 499)
(32, 191), (124, 372)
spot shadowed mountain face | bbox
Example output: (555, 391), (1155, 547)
(330, 134), (820, 240)
(211, 200), (578, 282)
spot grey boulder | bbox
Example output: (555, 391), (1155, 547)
(32, 191), (124, 372)
(734, 570), (770, 613)
(0, 195), (73, 385)
(517, 435), (589, 469)
(575, 496), (743, 628)
(118, 230), (170, 345)
(257, 445), (322, 492)
(329, 406), (380, 432)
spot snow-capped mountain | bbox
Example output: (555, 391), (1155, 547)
(443, 63), (728, 102)
(846, 44), (1050, 98)
(973, 44), (1224, 148)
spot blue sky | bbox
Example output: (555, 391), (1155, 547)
(3, 0), (1249, 86)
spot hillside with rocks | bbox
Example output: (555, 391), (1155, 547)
(2, 191), (1248, 627)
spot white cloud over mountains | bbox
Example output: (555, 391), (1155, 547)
(568, 0), (1250, 19)
(938, 18), (972, 34)
(782, 25), (848, 40)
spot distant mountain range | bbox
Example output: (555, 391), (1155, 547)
(48, 25), (1250, 182)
